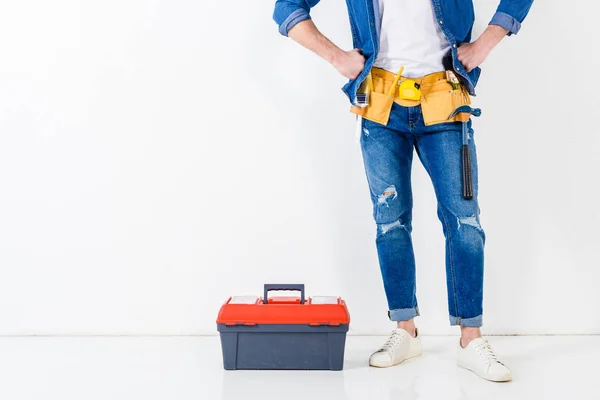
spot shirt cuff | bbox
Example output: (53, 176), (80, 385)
(278, 9), (311, 37)
(489, 11), (522, 36)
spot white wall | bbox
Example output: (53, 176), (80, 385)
(0, 0), (598, 336)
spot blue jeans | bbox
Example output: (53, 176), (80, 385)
(360, 103), (485, 327)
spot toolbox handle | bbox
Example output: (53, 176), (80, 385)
(263, 284), (305, 305)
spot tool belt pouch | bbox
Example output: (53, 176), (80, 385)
(420, 84), (472, 126)
(350, 91), (394, 126)
(350, 70), (471, 127)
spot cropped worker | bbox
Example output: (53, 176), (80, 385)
(273, 0), (533, 382)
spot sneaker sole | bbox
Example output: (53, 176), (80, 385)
(369, 350), (423, 368)
(457, 364), (512, 382)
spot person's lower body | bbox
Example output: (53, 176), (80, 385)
(361, 102), (485, 326)
(360, 103), (510, 381)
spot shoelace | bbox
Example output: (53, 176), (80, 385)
(475, 341), (503, 366)
(379, 331), (405, 352)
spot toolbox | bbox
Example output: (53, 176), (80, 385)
(216, 284), (350, 370)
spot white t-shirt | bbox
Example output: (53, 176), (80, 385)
(373, 0), (451, 78)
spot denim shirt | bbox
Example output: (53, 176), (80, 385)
(273, 0), (533, 104)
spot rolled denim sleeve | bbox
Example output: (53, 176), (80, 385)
(273, 0), (321, 37)
(489, 0), (534, 36)
(489, 11), (522, 35)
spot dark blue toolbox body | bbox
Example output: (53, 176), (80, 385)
(216, 284), (350, 370)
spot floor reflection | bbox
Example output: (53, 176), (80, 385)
(221, 369), (347, 400)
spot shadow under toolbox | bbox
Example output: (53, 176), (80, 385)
(217, 284), (350, 370)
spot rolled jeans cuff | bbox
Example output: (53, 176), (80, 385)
(388, 307), (419, 321)
(450, 315), (483, 327)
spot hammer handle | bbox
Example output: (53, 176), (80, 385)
(462, 144), (474, 200)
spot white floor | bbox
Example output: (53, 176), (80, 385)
(0, 335), (599, 400)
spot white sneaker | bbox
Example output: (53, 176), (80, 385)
(369, 328), (422, 368)
(457, 338), (512, 382)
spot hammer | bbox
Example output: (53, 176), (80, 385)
(447, 105), (481, 200)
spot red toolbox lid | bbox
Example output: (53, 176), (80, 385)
(216, 284), (350, 326)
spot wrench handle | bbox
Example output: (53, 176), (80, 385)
(462, 144), (474, 200)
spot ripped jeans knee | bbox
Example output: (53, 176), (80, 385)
(377, 185), (398, 206)
(373, 186), (412, 238)
(438, 202), (486, 246)
(377, 218), (411, 237)
(457, 215), (484, 232)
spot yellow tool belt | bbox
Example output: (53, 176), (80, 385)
(351, 67), (472, 126)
